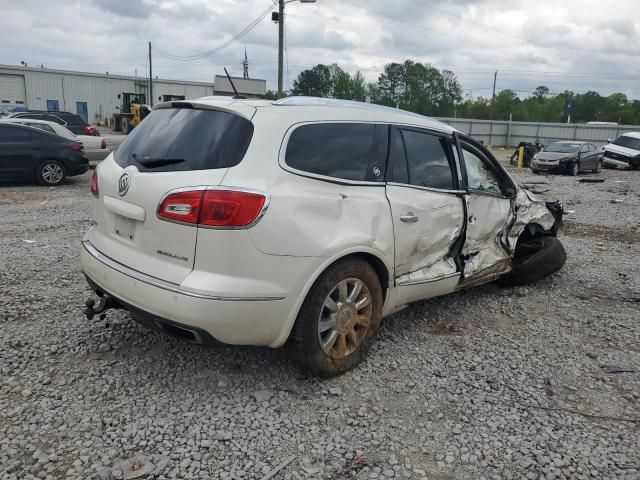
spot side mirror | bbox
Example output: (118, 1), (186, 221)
(607, 138), (612, 143)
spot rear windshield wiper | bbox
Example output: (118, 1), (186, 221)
(135, 156), (185, 167)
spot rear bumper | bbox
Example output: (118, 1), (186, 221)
(68, 156), (89, 176)
(81, 240), (299, 347)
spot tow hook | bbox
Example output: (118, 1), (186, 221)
(84, 295), (117, 320)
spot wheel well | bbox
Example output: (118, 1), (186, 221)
(350, 252), (390, 301)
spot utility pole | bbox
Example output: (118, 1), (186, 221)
(489, 71), (497, 121)
(148, 41), (153, 106)
(277, 0), (285, 98)
(488, 71), (497, 149)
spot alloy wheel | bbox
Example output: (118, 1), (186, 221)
(41, 163), (64, 184)
(318, 278), (372, 359)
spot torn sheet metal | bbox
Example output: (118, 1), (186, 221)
(462, 195), (512, 278)
(506, 189), (557, 251)
(396, 257), (457, 285)
(462, 188), (559, 279)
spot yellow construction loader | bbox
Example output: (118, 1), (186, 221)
(113, 93), (151, 134)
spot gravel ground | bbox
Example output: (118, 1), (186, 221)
(1, 161), (639, 480)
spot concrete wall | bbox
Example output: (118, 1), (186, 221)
(435, 117), (640, 148)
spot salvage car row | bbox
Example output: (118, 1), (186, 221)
(0, 110), (111, 185)
(532, 134), (640, 174)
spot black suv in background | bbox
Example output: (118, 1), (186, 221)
(8, 111), (99, 136)
(0, 123), (89, 186)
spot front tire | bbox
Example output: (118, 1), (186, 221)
(120, 117), (131, 134)
(36, 160), (66, 186)
(568, 162), (579, 176)
(287, 258), (383, 377)
(499, 236), (567, 287)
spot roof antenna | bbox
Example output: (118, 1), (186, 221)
(224, 67), (247, 99)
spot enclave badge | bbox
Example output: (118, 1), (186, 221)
(118, 172), (131, 196)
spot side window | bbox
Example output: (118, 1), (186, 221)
(285, 123), (387, 182)
(462, 146), (503, 196)
(589, 144), (596, 152)
(391, 128), (455, 190)
(0, 126), (33, 142)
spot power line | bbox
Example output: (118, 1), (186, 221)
(152, 2), (276, 61)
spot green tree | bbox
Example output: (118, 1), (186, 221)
(291, 64), (332, 97)
(377, 62), (405, 106)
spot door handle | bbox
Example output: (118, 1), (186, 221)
(400, 213), (419, 223)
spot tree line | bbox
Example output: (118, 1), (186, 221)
(272, 61), (640, 125)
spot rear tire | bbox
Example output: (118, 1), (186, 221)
(36, 160), (66, 186)
(499, 236), (567, 287)
(287, 258), (383, 377)
(592, 160), (602, 173)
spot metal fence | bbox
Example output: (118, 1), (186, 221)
(434, 117), (640, 148)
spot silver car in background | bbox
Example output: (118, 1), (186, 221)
(531, 141), (602, 176)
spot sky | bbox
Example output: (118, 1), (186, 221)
(1, 0), (639, 99)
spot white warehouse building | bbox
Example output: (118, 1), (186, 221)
(0, 64), (267, 125)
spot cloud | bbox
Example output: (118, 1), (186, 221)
(91, 0), (152, 18)
(0, 0), (639, 98)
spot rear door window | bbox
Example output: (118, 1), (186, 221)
(389, 128), (455, 190)
(0, 125), (33, 142)
(114, 108), (254, 172)
(285, 123), (387, 182)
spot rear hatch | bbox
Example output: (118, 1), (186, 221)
(89, 104), (255, 284)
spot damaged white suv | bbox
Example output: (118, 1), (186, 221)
(82, 96), (565, 376)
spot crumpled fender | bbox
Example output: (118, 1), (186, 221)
(506, 189), (560, 251)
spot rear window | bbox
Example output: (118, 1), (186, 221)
(284, 123), (387, 182)
(58, 114), (85, 125)
(114, 108), (254, 172)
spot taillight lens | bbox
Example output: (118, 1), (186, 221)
(158, 190), (203, 224)
(91, 169), (99, 197)
(101, 139), (107, 150)
(158, 189), (267, 228)
(84, 125), (98, 136)
(69, 142), (84, 152)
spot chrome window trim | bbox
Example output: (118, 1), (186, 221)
(386, 182), (465, 196)
(83, 241), (284, 302)
(278, 120), (455, 187)
(278, 121), (386, 187)
(156, 185), (271, 230)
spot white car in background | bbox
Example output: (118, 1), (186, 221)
(81, 97), (566, 376)
(602, 132), (640, 170)
(0, 118), (110, 162)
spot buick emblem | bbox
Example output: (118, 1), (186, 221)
(118, 172), (131, 196)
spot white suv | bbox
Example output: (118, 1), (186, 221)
(82, 97), (565, 376)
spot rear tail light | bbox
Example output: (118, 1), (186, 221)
(91, 169), (99, 197)
(158, 189), (268, 228)
(101, 139), (107, 150)
(69, 142), (84, 152)
(84, 125), (99, 136)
